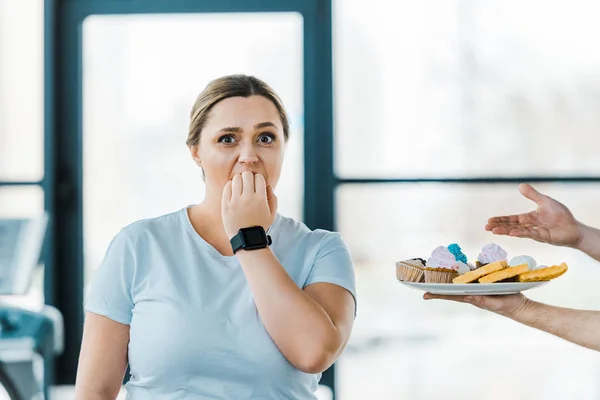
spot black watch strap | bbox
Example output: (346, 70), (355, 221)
(230, 232), (244, 254)
(230, 226), (273, 254)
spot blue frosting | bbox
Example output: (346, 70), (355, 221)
(448, 243), (468, 263)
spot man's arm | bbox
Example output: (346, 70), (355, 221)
(575, 223), (600, 262)
(425, 293), (600, 351)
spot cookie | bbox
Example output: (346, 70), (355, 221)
(517, 263), (568, 282)
(478, 263), (529, 283)
(453, 260), (508, 284)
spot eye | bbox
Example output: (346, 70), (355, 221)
(259, 133), (276, 144)
(218, 135), (236, 144)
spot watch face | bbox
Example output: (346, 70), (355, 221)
(241, 227), (267, 247)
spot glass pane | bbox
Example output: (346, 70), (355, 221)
(0, 186), (44, 218)
(0, 0), (44, 180)
(334, 0), (600, 178)
(0, 186), (45, 308)
(82, 14), (304, 283)
(337, 182), (600, 399)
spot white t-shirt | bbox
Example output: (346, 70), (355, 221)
(84, 207), (357, 400)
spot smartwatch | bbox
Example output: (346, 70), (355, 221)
(230, 226), (272, 254)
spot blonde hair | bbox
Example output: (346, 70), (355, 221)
(187, 75), (290, 147)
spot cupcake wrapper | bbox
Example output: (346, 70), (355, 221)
(396, 263), (425, 282)
(403, 259), (426, 269)
(425, 269), (458, 283)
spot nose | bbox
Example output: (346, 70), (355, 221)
(238, 142), (259, 165)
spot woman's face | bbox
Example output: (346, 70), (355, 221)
(192, 95), (286, 199)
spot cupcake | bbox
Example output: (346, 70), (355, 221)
(447, 243), (476, 274)
(396, 258), (426, 282)
(425, 246), (459, 283)
(448, 243), (468, 263)
(476, 243), (508, 268)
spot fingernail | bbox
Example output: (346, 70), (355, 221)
(464, 296), (473, 302)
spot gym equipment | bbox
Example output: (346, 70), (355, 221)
(0, 215), (63, 400)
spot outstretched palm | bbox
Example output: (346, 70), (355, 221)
(485, 184), (581, 247)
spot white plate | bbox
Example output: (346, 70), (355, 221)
(399, 280), (549, 295)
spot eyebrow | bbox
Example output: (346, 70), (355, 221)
(214, 122), (278, 135)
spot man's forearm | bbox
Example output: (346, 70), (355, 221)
(575, 223), (600, 262)
(505, 300), (600, 351)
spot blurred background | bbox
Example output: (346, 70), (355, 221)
(2, 0), (600, 399)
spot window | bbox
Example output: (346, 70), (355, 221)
(81, 13), (304, 286)
(0, 0), (45, 308)
(0, 0), (44, 181)
(333, 0), (600, 398)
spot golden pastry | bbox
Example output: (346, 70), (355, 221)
(517, 263), (568, 282)
(453, 260), (508, 284)
(479, 263), (529, 283)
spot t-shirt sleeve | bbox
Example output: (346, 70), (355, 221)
(304, 232), (357, 313)
(84, 229), (136, 325)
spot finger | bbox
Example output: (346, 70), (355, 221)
(494, 226), (534, 239)
(222, 180), (232, 207)
(254, 174), (267, 199)
(241, 171), (255, 196)
(488, 225), (510, 235)
(487, 218), (536, 231)
(519, 183), (547, 204)
(423, 293), (469, 303)
(232, 174), (243, 199)
(266, 185), (278, 214)
(506, 227), (532, 237)
(487, 215), (521, 224)
(461, 295), (489, 308)
(486, 221), (527, 234)
(488, 222), (529, 234)
(488, 221), (531, 229)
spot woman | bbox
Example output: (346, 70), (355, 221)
(75, 75), (357, 399)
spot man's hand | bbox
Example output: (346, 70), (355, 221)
(424, 292), (530, 317)
(485, 183), (582, 248)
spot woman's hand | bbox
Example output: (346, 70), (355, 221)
(424, 292), (530, 317)
(485, 183), (582, 248)
(221, 171), (278, 239)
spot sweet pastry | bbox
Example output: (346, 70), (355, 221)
(425, 246), (459, 283)
(517, 263), (568, 282)
(398, 245), (567, 286)
(476, 243), (508, 268)
(479, 263), (529, 283)
(453, 260), (508, 284)
(447, 243), (468, 263)
(509, 255), (537, 270)
(396, 258), (426, 282)
(456, 261), (471, 275)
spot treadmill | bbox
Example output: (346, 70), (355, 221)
(0, 215), (64, 400)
